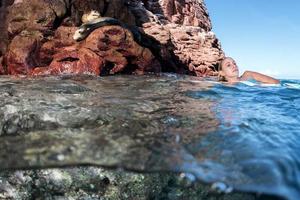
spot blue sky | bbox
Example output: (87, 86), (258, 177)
(205, 0), (300, 79)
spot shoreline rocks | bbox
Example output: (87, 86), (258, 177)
(0, 0), (224, 77)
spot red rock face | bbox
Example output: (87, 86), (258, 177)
(7, 0), (67, 38)
(0, 0), (14, 57)
(0, 57), (5, 75)
(2, 0), (224, 77)
(31, 26), (160, 76)
(39, 26), (77, 67)
(70, 0), (135, 26)
(144, 0), (211, 29)
(5, 33), (41, 75)
(31, 48), (103, 76)
(136, 0), (224, 76)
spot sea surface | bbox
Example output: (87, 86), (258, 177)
(0, 74), (299, 199)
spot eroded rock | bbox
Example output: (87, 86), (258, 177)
(71, 0), (135, 26)
(2, 0), (224, 76)
(137, 0), (224, 76)
(31, 25), (160, 76)
(7, 0), (67, 38)
(38, 26), (77, 67)
(31, 47), (103, 76)
(0, 56), (5, 74)
(5, 32), (42, 75)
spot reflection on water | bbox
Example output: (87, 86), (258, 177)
(0, 74), (218, 171)
(186, 80), (300, 200)
(0, 74), (299, 199)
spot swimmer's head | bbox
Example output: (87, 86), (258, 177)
(218, 57), (239, 81)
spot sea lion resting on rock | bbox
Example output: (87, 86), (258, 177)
(73, 10), (157, 49)
(73, 10), (141, 42)
(73, 17), (124, 41)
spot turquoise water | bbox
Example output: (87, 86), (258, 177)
(184, 79), (300, 199)
(0, 75), (299, 199)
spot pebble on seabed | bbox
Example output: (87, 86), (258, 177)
(211, 182), (233, 194)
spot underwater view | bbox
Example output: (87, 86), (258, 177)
(1, 0), (300, 199)
(0, 74), (299, 199)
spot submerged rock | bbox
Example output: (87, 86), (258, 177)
(0, 75), (216, 199)
(0, 75), (218, 168)
(0, 167), (255, 200)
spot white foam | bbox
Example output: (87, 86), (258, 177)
(283, 83), (300, 89)
(240, 81), (257, 86)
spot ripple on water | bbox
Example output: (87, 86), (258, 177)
(0, 75), (299, 199)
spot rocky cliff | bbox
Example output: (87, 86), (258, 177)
(0, 0), (224, 76)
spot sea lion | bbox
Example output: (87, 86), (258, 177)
(73, 10), (161, 59)
(73, 17), (123, 41)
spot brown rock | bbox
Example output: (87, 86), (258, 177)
(82, 26), (160, 75)
(0, 0), (14, 57)
(7, 0), (67, 38)
(104, 0), (136, 25)
(126, 0), (161, 25)
(31, 25), (160, 76)
(71, 0), (135, 26)
(2, 0), (224, 77)
(168, 25), (223, 76)
(134, 0), (224, 76)
(39, 26), (77, 66)
(31, 48), (103, 76)
(0, 56), (5, 75)
(143, 0), (211, 30)
(5, 32), (42, 75)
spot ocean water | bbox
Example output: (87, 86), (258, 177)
(183, 78), (300, 199)
(0, 74), (299, 199)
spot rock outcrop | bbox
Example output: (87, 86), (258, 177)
(135, 0), (224, 76)
(31, 25), (160, 76)
(0, 0), (224, 76)
(5, 32), (42, 75)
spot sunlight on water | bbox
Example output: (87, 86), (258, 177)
(185, 79), (300, 199)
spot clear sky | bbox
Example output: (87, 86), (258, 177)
(205, 0), (300, 79)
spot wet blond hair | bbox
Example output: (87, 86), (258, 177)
(218, 57), (233, 82)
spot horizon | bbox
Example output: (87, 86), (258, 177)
(206, 0), (300, 79)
